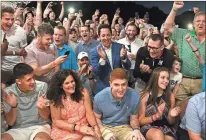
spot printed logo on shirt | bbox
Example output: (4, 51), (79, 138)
(170, 80), (178, 85)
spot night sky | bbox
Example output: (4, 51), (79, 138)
(136, 1), (205, 14)
(23, 1), (206, 27)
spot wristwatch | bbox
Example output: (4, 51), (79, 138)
(12, 51), (16, 55)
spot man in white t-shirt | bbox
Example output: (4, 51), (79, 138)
(118, 22), (143, 88)
(1, 6), (27, 85)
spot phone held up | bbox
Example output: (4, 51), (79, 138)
(64, 51), (70, 56)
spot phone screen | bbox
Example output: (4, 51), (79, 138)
(64, 51), (70, 56)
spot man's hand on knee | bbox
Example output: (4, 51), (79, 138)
(100, 128), (116, 140)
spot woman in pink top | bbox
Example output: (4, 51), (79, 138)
(47, 70), (101, 140)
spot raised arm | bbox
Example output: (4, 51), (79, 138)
(58, 2), (65, 21)
(25, 50), (66, 76)
(185, 34), (204, 65)
(111, 14), (119, 29)
(164, 1), (184, 33)
(35, 1), (43, 28)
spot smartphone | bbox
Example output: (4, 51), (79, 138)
(74, 13), (78, 16)
(153, 27), (158, 30)
(116, 8), (120, 14)
(51, 2), (57, 6)
(3, 33), (7, 43)
(135, 12), (139, 19)
(63, 17), (68, 21)
(64, 51), (70, 56)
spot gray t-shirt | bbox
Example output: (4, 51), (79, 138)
(25, 40), (58, 83)
(3, 81), (49, 129)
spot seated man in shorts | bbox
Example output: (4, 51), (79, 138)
(93, 68), (145, 140)
(1, 63), (51, 140)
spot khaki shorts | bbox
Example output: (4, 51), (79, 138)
(175, 78), (202, 106)
(103, 125), (133, 140)
(3, 124), (51, 140)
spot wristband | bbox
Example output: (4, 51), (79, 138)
(11, 103), (18, 108)
(192, 49), (199, 52)
(72, 124), (76, 131)
(151, 115), (154, 122)
(12, 51), (16, 55)
(172, 8), (177, 12)
(52, 61), (57, 67)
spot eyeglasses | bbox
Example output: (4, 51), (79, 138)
(147, 46), (162, 51)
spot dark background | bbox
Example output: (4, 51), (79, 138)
(27, 1), (199, 29)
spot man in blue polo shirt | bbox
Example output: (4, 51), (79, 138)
(93, 68), (145, 140)
(1, 63), (51, 140)
(53, 25), (78, 71)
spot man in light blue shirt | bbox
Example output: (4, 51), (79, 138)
(180, 92), (205, 140)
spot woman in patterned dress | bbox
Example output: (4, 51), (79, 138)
(138, 67), (181, 140)
(47, 70), (101, 140)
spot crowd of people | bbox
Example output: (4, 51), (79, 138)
(1, 1), (205, 140)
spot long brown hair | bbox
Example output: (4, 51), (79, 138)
(141, 67), (171, 107)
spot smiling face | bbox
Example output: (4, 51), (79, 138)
(158, 71), (169, 90)
(114, 24), (121, 32)
(110, 79), (128, 100)
(1, 12), (14, 31)
(49, 11), (56, 20)
(16, 72), (36, 92)
(38, 34), (53, 50)
(126, 25), (137, 41)
(62, 75), (76, 95)
(99, 28), (112, 48)
(147, 39), (163, 58)
(193, 14), (205, 36)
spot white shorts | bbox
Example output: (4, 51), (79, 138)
(3, 124), (51, 140)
